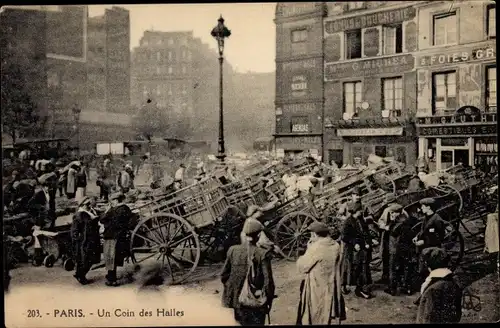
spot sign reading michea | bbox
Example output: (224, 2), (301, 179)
(325, 54), (414, 79)
(325, 6), (416, 34)
(418, 47), (495, 67)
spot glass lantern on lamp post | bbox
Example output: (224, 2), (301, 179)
(211, 15), (231, 163)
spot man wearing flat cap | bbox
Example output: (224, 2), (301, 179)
(296, 222), (346, 325)
(99, 192), (134, 286)
(413, 198), (447, 282)
(340, 200), (374, 299)
(221, 219), (275, 325)
(416, 247), (462, 324)
(71, 196), (101, 285)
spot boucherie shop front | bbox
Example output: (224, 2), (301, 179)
(416, 106), (497, 173)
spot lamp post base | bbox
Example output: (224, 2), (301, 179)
(215, 153), (226, 170)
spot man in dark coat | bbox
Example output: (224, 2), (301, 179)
(221, 219), (275, 325)
(71, 196), (101, 285)
(413, 198), (447, 281)
(28, 173), (58, 230)
(3, 170), (21, 208)
(416, 247), (462, 323)
(341, 201), (374, 299)
(100, 192), (134, 286)
(390, 211), (420, 295)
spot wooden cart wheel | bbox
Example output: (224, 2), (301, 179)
(63, 258), (75, 271)
(39, 236), (60, 260)
(412, 219), (464, 270)
(198, 205), (246, 263)
(373, 173), (396, 194)
(43, 254), (55, 268)
(435, 184), (464, 212)
(274, 211), (316, 261)
(130, 213), (201, 285)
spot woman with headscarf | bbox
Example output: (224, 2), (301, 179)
(71, 196), (101, 285)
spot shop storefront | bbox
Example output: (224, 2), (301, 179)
(416, 108), (497, 172)
(328, 118), (417, 166)
(274, 135), (322, 159)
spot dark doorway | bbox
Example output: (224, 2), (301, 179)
(328, 150), (343, 167)
(454, 149), (469, 166)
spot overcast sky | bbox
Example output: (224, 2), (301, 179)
(88, 4), (276, 73)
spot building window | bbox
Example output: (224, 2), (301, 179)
(347, 2), (364, 10)
(291, 29), (308, 43)
(486, 66), (497, 112)
(187, 51), (192, 61)
(433, 12), (457, 46)
(168, 84), (173, 96)
(181, 84), (187, 95)
(168, 38), (174, 45)
(142, 85), (148, 96)
(156, 52), (161, 61)
(168, 66), (173, 74)
(182, 65), (187, 74)
(382, 77), (403, 117)
(432, 71), (456, 114)
(343, 81), (362, 115)
(383, 24), (403, 55)
(156, 67), (161, 75)
(290, 116), (309, 133)
(487, 4), (496, 38)
(168, 51), (172, 61)
(345, 29), (362, 59)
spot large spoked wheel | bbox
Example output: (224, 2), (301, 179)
(433, 184), (464, 212)
(130, 213), (200, 285)
(412, 220), (464, 270)
(373, 173), (397, 194)
(198, 205), (246, 263)
(274, 211), (316, 261)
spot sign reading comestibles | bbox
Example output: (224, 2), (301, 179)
(416, 112), (497, 136)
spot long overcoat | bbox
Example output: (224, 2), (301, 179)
(99, 203), (134, 267)
(71, 210), (101, 267)
(341, 214), (373, 286)
(296, 237), (346, 325)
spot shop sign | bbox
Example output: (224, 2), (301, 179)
(417, 112), (497, 125)
(281, 59), (317, 71)
(291, 75), (307, 97)
(337, 127), (403, 137)
(282, 103), (320, 113)
(418, 125), (497, 136)
(325, 6), (416, 34)
(275, 136), (321, 147)
(417, 46), (495, 67)
(325, 54), (414, 80)
(278, 3), (317, 18)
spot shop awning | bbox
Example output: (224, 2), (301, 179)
(337, 127), (404, 137)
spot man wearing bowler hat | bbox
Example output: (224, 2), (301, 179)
(413, 198), (447, 281)
(296, 222), (346, 325)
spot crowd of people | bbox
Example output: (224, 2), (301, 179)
(4, 151), (496, 325)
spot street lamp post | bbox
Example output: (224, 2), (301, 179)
(211, 15), (231, 164)
(72, 105), (81, 157)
